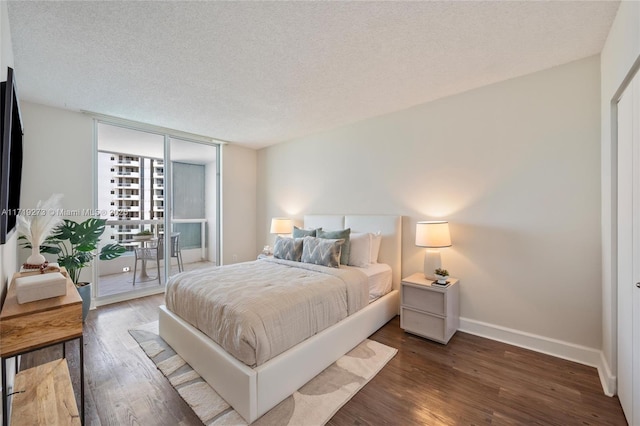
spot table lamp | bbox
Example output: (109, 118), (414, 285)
(265, 217), (293, 255)
(270, 218), (293, 236)
(415, 221), (452, 280)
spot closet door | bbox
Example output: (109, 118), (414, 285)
(617, 70), (640, 425)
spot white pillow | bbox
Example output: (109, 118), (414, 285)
(348, 232), (371, 267)
(370, 232), (382, 263)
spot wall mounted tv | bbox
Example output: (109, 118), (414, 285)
(0, 67), (24, 244)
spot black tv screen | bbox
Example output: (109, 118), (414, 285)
(0, 67), (23, 244)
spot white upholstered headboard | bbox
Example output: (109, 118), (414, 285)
(303, 215), (402, 291)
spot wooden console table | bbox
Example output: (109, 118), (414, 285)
(0, 269), (84, 425)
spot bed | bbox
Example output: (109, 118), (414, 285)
(158, 215), (402, 423)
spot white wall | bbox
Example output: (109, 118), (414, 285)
(258, 56), (602, 352)
(600, 2), (640, 393)
(221, 143), (257, 264)
(18, 102), (96, 280)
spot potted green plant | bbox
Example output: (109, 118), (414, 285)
(133, 229), (154, 241)
(434, 268), (450, 285)
(21, 218), (126, 321)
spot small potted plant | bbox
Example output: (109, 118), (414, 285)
(133, 229), (154, 241)
(21, 218), (126, 321)
(434, 268), (450, 285)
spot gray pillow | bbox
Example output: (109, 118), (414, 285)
(273, 236), (303, 261)
(293, 226), (321, 238)
(317, 228), (351, 266)
(301, 236), (344, 268)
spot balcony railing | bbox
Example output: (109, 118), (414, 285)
(105, 218), (208, 259)
(114, 183), (140, 189)
(116, 159), (140, 166)
(115, 171), (140, 177)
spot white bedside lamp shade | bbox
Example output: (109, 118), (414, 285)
(415, 221), (452, 279)
(270, 218), (293, 235)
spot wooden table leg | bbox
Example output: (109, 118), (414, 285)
(2, 356), (7, 426)
(80, 335), (84, 425)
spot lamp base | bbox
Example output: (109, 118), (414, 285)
(423, 249), (441, 280)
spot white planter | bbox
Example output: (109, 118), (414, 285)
(434, 274), (449, 284)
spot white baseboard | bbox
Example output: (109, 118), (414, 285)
(93, 285), (165, 307)
(597, 351), (617, 396)
(459, 317), (617, 396)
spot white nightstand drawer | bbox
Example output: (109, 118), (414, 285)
(402, 284), (445, 316)
(401, 307), (445, 342)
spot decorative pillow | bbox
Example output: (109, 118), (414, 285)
(293, 226), (321, 239)
(370, 232), (382, 263)
(301, 236), (344, 268)
(348, 232), (371, 267)
(317, 228), (351, 266)
(273, 236), (303, 261)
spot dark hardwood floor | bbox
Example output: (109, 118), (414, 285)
(21, 294), (627, 425)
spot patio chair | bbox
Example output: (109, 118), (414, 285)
(158, 232), (184, 273)
(132, 243), (161, 286)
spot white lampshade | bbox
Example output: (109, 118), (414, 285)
(270, 217), (293, 234)
(415, 221), (452, 248)
(416, 221), (452, 280)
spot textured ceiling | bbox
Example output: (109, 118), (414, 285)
(7, 1), (619, 149)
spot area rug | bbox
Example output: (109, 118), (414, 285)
(129, 322), (397, 425)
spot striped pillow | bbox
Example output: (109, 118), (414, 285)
(301, 236), (344, 268)
(273, 236), (303, 261)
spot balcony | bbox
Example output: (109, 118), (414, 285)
(115, 171), (140, 178)
(116, 159), (140, 166)
(98, 219), (212, 298)
(114, 194), (135, 200)
(114, 182), (140, 189)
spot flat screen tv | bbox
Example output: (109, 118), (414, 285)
(0, 67), (23, 244)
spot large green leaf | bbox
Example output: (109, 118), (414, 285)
(99, 243), (126, 260)
(39, 245), (62, 255)
(70, 218), (106, 247)
(57, 255), (84, 271)
(76, 241), (98, 252)
(50, 220), (76, 241)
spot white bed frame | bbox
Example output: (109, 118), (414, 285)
(159, 215), (402, 423)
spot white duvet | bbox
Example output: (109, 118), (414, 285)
(165, 258), (369, 367)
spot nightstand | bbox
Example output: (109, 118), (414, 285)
(400, 272), (459, 344)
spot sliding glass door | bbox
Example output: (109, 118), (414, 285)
(95, 122), (219, 302)
(167, 137), (218, 282)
